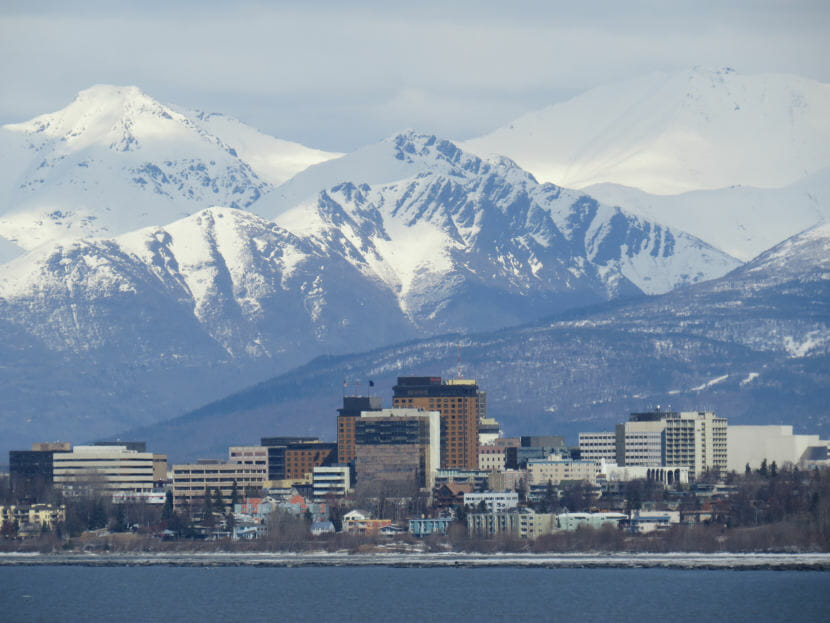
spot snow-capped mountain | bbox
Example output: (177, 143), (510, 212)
(0, 85), (339, 250)
(0, 206), (414, 365)
(584, 169), (830, 261)
(0, 135), (740, 364)
(0, 133), (743, 453)
(124, 223), (830, 461)
(462, 68), (830, 195)
(260, 133), (740, 320)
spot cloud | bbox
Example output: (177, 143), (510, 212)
(1, 1), (828, 150)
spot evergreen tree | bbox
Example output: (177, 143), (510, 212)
(213, 488), (224, 513)
(759, 459), (769, 478)
(745, 463), (751, 476)
(230, 480), (239, 510)
(113, 503), (128, 532)
(162, 490), (175, 522)
(202, 489), (214, 519)
(770, 461), (778, 478)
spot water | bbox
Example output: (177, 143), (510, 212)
(2, 565), (828, 622)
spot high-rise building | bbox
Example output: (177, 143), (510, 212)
(392, 376), (480, 470)
(9, 443), (71, 498)
(336, 396), (382, 465)
(613, 409), (727, 475)
(354, 408), (440, 496)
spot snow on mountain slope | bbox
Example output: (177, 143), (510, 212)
(0, 85), (336, 249)
(584, 169), (830, 261)
(265, 133), (739, 320)
(181, 110), (340, 185)
(0, 235), (23, 264)
(260, 130), (475, 216)
(0, 206), (414, 363)
(462, 68), (830, 195)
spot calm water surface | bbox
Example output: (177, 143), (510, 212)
(2, 566), (829, 622)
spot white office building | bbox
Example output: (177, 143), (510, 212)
(464, 490), (519, 512)
(313, 465), (351, 500)
(578, 432), (617, 462)
(53, 445), (156, 494)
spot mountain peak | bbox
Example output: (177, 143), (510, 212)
(462, 68), (830, 194)
(4, 83), (185, 153)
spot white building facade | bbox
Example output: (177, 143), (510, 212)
(53, 445), (156, 494)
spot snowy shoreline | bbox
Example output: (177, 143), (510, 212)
(1, 552), (829, 570)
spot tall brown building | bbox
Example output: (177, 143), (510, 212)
(392, 376), (480, 470)
(337, 396), (383, 466)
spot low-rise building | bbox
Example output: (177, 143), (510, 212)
(556, 512), (626, 531)
(527, 459), (599, 487)
(623, 510), (681, 534)
(434, 469), (490, 491)
(312, 465), (351, 501)
(53, 445), (159, 494)
(517, 509), (557, 540)
(172, 459), (266, 508)
(0, 503), (66, 529)
(342, 509), (392, 535)
(463, 490), (519, 513)
(409, 517), (454, 537)
(597, 460), (689, 486)
(467, 510), (521, 538)
(727, 425), (830, 472)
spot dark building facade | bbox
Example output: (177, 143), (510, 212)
(354, 410), (438, 496)
(337, 396), (382, 465)
(9, 443), (71, 499)
(260, 437), (336, 481)
(392, 376), (480, 470)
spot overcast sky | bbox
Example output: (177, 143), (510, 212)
(1, 1), (828, 152)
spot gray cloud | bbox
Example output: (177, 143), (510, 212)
(1, 1), (828, 151)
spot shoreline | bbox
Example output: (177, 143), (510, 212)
(2, 551), (829, 570)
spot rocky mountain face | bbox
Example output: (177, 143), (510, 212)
(0, 85), (338, 252)
(462, 68), (830, 262)
(121, 224), (830, 462)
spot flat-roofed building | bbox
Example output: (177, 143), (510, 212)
(614, 409), (728, 476)
(527, 459), (599, 487)
(479, 444), (506, 471)
(467, 509), (521, 538)
(171, 459), (266, 508)
(355, 408), (440, 496)
(557, 512), (626, 531)
(337, 396), (382, 465)
(518, 509), (557, 539)
(578, 432), (617, 462)
(260, 437), (337, 482)
(312, 465), (351, 501)
(727, 425), (830, 472)
(9, 443), (71, 498)
(229, 446), (268, 467)
(393, 376), (480, 470)
(53, 445), (157, 494)
(463, 490), (519, 513)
